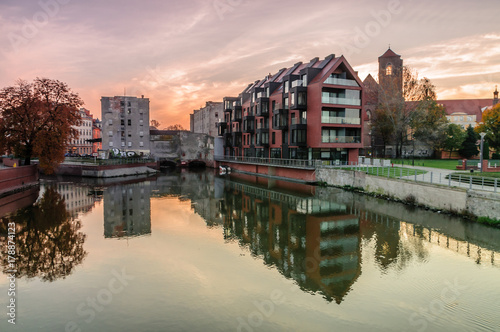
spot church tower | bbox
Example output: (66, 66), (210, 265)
(378, 48), (403, 93)
(494, 86), (499, 106)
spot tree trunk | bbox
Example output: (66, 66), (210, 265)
(24, 144), (32, 166)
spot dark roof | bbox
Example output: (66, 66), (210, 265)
(379, 48), (400, 58)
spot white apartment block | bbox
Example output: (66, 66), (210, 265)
(101, 96), (150, 154)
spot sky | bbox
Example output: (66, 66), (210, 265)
(1, 0), (499, 128)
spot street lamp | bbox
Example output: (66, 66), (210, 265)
(479, 132), (486, 173)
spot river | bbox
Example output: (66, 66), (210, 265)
(0, 170), (499, 332)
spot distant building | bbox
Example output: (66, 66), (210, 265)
(190, 101), (223, 137)
(101, 96), (150, 154)
(92, 118), (102, 154)
(68, 108), (94, 155)
(217, 54), (364, 164)
(438, 99), (493, 129)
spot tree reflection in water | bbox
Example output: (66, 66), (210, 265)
(0, 187), (87, 282)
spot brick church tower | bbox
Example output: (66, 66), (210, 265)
(378, 48), (403, 93)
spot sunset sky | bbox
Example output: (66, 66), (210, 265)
(1, 0), (499, 128)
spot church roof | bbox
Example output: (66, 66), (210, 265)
(379, 48), (400, 58)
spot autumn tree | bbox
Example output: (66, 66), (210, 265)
(459, 125), (479, 159)
(442, 124), (466, 159)
(0, 78), (83, 173)
(374, 66), (437, 157)
(475, 103), (500, 152)
(371, 108), (394, 157)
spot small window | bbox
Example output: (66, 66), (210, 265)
(140, 131), (144, 137)
(128, 142), (132, 147)
(140, 142), (144, 147)
(128, 119), (131, 126)
(108, 131), (113, 137)
(386, 64), (393, 76)
(121, 142), (125, 147)
(109, 142), (113, 147)
(108, 119), (113, 125)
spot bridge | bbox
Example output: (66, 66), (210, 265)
(150, 130), (215, 168)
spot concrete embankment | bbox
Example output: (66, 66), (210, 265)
(0, 164), (39, 198)
(48, 162), (160, 178)
(316, 168), (500, 220)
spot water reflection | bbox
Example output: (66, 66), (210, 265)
(218, 176), (361, 303)
(0, 187), (87, 282)
(103, 181), (151, 238)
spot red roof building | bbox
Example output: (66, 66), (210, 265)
(217, 54), (364, 165)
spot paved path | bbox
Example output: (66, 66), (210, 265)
(360, 164), (498, 193)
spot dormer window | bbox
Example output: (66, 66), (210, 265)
(386, 64), (393, 76)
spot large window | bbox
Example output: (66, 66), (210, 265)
(270, 148), (281, 158)
(386, 63), (393, 76)
(291, 129), (306, 144)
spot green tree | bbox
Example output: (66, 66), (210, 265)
(0, 78), (83, 173)
(475, 103), (500, 152)
(412, 100), (449, 153)
(442, 124), (466, 159)
(371, 108), (394, 157)
(459, 125), (479, 159)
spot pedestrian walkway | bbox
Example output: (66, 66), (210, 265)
(389, 165), (498, 193)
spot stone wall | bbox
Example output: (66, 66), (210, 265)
(316, 168), (499, 219)
(0, 164), (39, 197)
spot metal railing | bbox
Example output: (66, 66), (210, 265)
(64, 157), (155, 166)
(322, 163), (499, 193)
(215, 156), (320, 169)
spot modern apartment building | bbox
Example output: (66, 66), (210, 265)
(101, 96), (150, 154)
(190, 101), (223, 137)
(68, 108), (94, 155)
(217, 54), (364, 164)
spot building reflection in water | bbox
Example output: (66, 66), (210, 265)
(103, 180), (152, 239)
(218, 173), (361, 304)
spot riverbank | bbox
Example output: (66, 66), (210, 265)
(0, 164), (39, 198)
(316, 167), (500, 226)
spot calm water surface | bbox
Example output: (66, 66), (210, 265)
(0, 170), (499, 332)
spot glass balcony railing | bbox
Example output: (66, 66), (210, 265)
(291, 80), (304, 88)
(321, 96), (361, 106)
(256, 123), (269, 130)
(321, 136), (361, 144)
(321, 117), (361, 125)
(324, 77), (359, 87)
(291, 118), (307, 125)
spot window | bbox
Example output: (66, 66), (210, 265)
(109, 142), (113, 147)
(108, 131), (113, 137)
(140, 142), (144, 147)
(386, 64), (392, 76)
(108, 119), (113, 125)
(128, 142), (132, 147)
(272, 132), (276, 144)
(284, 81), (289, 94)
(140, 131), (144, 137)
(121, 142), (125, 147)
(292, 129), (306, 144)
(128, 119), (131, 126)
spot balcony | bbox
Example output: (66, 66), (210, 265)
(291, 80), (304, 88)
(256, 102), (269, 117)
(243, 119), (255, 134)
(290, 117), (307, 130)
(321, 117), (361, 125)
(272, 113), (288, 131)
(321, 136), (361, 144)
(322, 96), (361, 106)
(256, 123), (269, 133)
(324, 77), (359, 87)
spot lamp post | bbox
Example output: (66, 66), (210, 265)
(479, 132), (486, 173)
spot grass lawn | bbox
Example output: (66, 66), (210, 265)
(390, 159), (460, 170)
(344, 166), (427, 179)
(451, 172), (500, 179)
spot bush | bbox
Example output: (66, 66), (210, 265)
(492, 152), (500, 159)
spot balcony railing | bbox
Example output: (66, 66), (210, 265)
(322, 96), (361, 106)
(291, 118), (307, 125)
(324, 77), (359, 87)
(256, 123), (269, 129)
(321, 136), (361, 143)
(321, 117), (361, 125)
(291, 80), (304, 88)
(215, 156), (320, 169)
